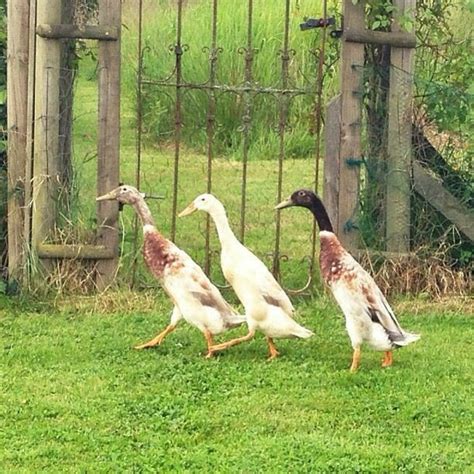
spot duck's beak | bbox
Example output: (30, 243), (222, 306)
(275, 197), (294, 210)
(178, 202), (197, 217)
(96, 189), (118, 202)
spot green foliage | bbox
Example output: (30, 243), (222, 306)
(121, 0), (340, 158)
(1, 296), (472, 471)
(415, 1), (474, 137)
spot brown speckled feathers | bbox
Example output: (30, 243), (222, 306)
(143, 231), (181, 279)
(319, 233), (353, 285)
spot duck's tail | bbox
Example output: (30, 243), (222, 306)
(392, 331), (420, 347)
(292, 324), (314, 339)
(227, 313), (247, 328)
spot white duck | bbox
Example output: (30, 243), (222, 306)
(276, 189), (420, 371)
(97, 185), (245, 357)
(179, 193), (313, 359)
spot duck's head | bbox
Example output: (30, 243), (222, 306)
(275, 188), (334, 232)
(275, 189), (316, 210)
(178, 193), (224, 217)
(96, 184), (145, 205)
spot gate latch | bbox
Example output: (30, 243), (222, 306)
(299, 17), (335, 31)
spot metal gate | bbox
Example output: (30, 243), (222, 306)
(134, 0), (331, 292)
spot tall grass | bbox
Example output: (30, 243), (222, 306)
(121, 0), (340, 158)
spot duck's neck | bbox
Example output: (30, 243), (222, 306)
(308, 196), (334, 233)
(209, 207), (240, 250)
(133, 198), (155, 227)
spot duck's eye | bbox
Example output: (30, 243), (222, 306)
(201, 198), (206, 202)
(298, 191), (305, 197)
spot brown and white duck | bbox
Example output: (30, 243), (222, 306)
(97, 185), (245, 357)
(276, 189), (420, 371)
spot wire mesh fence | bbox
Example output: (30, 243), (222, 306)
(355, 63), (473, 295)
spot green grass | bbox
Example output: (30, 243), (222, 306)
(1, 295), (473, 472)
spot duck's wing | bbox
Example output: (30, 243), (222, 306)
(347, 258), (409, 342)
(256, 266), (295, 315)
(166, 245), (237, 317)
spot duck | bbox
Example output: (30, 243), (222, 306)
(96, 185), (246, 357)
(276, 189), (420, 372)
(179, 193), (313, 360)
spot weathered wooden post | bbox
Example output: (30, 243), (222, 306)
(386, 0), (415, 252)
(7, 0), (31, 282)
(324, 0), (417, 257)
(31, 0), (62, 265)
(26, 1), (121, 289)
(96, 0), (121, 289)
(336, 0), (365, 250)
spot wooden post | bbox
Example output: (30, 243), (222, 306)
(323, 95), (341, 230)
(23, 0), (37, 286)
(96, 0), (121, 289)
(338, 0), (364, 249)
(386, 0), (415, 252)
(7, 0), (31, 282)
(31, 0), (62, 257)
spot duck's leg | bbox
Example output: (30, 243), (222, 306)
(209, 331), (255, 353)
(350, 346), (361, 372)
(267, 337), (280, 360)
(204, 329), (214, 359)
(381, 350), (393, 368)
(134, 306), (182, 350)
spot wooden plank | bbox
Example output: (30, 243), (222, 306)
(96, 0), (121, 289)
(413, 162), (474, 242)
(31, 0), (62, 261)
(323, 94), (341, 231)
(338, 0), (365, 249)
(345, 29), (416, 48)
(36, 24), (119, 41)
(37, 243), (115, 259)
(7, 0), (30, 282)
(386, 0), (415, 252)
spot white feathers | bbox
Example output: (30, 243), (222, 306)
(190, 194), (313, 341)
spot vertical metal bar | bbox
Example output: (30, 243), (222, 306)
(272, 0), (291, 277)
(131, 0), (144, 287)
(204, 0), (219, 275)
(310, 0), (328, 278)
(171, 0), (184, 242)
(239, 0), (254, 244)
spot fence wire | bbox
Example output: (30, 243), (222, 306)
(355, 63), (473, 295)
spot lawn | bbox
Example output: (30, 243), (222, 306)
(1, 294), (473, 472)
